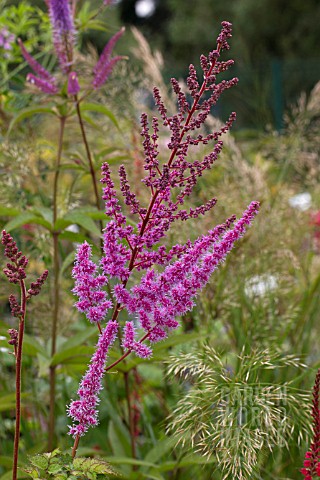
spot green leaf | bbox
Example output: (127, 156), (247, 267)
(80, 103), (120, 130)
(50, 345), (94, 366)
(5, 212), (52, 231)
(144, 437), (176, 465)
(23, 335), (48, 357)
(22, 467), (41, 479)
(0, 456), (12, 468)
(62, 211), (100, 236)
(7, 105), (57, 136)
(0, 206), (20, 217)
(47, 464), (62, 474)
(73, 458), (115, 476)
(29, 455), (49, 470)
(58, 327), (97, 351)
(37, 353), (52, 378)
(60, 251), (77, 276)
(59, 231), (88, 243)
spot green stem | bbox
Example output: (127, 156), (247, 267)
(48, 116), (66, 451)
(74, 96), (101, 213)
(123, 371), (137, 463)
(12, 280), (27, 480)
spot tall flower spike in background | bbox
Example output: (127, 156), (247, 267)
(68, 21), (260, 453)
(19, 1), (124, 93)
(1, 231), (48, 480)
(47, 0), (75, 72)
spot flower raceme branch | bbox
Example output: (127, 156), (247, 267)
(68, 20), (260, 451)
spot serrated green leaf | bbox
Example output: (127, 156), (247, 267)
(47, 464), (62, 474)
(22, 467), (40, 479)
(7, 105), (57, 136)
(29, 455), (49, 470)
(80, 103), (120, 130)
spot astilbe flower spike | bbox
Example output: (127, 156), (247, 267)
(72, 242), (112, 324)
(68, 320), (118, 437)
(68, 21), (260, 443)
(301, 369), (320, 479)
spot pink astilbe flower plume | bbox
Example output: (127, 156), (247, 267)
(69, 21), (260, 446)
(68, 320), (118, 437)
(72, 242), (112, 323)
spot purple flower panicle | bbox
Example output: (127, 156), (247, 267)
(114, 202), (259, 346)
(2, 230), (28, 284)
(69, 21), (260, 439)
(68, 320), (119, 437)
(27, 270), (49, 298)
(72, 242), (112, 323)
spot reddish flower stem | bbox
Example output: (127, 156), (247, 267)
(12, 279), (27, 480)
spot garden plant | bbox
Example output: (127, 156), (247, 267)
(1, 1), (320, 480)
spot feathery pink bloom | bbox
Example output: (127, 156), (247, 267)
(72, 242), (112, 323)
(68, 321), (118, 437)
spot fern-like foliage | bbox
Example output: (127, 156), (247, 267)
(166, 346), (310, 479)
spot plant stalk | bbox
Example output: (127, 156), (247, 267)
(48, 116), (66, 451)
(12, 279), (27, 480)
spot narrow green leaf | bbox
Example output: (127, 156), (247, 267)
(0, 207), (20, 216)
(63, 211), (100, 236)
(144, 437), (176, 464)
(50, 345), (94, 366)
(80, 103), (120, 130)
(23, 334), (48, 357)
(58, 327), (97, 351)
(5, 212), (52, 231)
(60, 251), (77, 276)
(7, 105), (57, 136)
